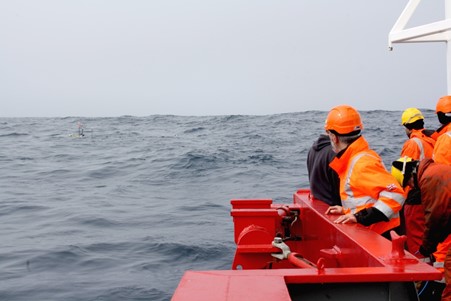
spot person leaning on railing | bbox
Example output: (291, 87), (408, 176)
(323, 105), (405, 236)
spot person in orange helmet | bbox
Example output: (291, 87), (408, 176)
(392, 157), (451, 301)
(399, 108), (436, 256)
(433, 96), (451, 165)
(324, 105), (405, 235)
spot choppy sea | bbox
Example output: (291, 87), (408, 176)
(0, 110), (439, 301)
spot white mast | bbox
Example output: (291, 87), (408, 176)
(389, 0), (451, 94)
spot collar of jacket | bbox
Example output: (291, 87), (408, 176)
(329, 135), (370, 175)
(410, 129), (436, 147)
(409, 129), (426, 138)
(436, 122), (451, 137)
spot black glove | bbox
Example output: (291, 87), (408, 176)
(419, 245), (435, 263)
(353, 207), (388, 226)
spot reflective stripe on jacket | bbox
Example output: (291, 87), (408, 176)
(330, 136), (405, 234)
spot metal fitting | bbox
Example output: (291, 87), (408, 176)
(271, 237), (291, 260)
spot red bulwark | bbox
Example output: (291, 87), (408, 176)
(172, 189), (442, 301)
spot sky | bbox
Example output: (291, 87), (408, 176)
(0, 0), (447, 117)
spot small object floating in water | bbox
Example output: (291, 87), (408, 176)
(69, 121), (85, 138)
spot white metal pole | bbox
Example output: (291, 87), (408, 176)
(389, 0), (451, 96)
(446, 0), (451, 94)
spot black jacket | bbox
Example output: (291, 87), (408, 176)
(307, 134), (341, 206)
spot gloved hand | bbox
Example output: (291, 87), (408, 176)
(418, 256), (432, 264)
(418, 245), (435, 265)
(419, 245), (430, 257)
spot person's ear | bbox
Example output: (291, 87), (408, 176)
(329, 132), (339, 144)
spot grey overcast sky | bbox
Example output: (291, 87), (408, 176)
(0, 1), (447, 117)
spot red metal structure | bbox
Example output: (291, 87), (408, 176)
(172, 189), (442, 301)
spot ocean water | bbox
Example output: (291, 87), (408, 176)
(0, 110), (439, 301)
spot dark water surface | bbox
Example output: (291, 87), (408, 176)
(0, 110), (439, 300)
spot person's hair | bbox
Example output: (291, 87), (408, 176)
(329, 129), (361, 145)
(437, 112), (451, 125)
(337, 134), (360, 145)
(329, 129), (361, 137)
(404, 119), (424, 130)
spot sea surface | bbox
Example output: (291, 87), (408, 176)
(0, 110), (439, 301)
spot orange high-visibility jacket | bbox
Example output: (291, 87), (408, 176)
(433, 123), (451, 165)
(330, 136), (405, 234)
(401, 129), (435, 160)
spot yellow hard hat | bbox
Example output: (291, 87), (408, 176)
(391, 156), (417, 187)
(401, 108), (424, 126)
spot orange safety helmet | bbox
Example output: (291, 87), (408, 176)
(436, 95), (451, 114)
(324, 105), (363, 135)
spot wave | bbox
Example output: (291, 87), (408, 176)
(93, 287), (166, 301)
(183, 127), (206, 134)
(170, 151), (229, 171)
(0, 204), (49, 217)
(135, 239), (234, 269)
(0, 132), (29, 137)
